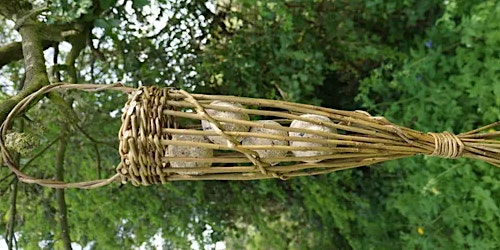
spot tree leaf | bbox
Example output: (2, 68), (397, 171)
(132, 0), (150, 9)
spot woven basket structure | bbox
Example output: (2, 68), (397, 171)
(1, 83), (499, 188)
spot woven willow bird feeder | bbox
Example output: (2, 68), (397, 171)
(1, 83), (499, 188)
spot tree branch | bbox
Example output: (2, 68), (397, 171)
(0, 0), (89, 125)
(0, 23), (90, 68)
(65, 28), (89, 83)
(5, 180), (18, 250)
(0, 41), (53, 68)
(0, 0), (31, 20)
(55, 126), (72, 249)
(0, 0), (50, 125)
(93, 143), (101, 179)
(18, 20), (48, 89)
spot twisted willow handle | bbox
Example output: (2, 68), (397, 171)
(0, 83), (135, 189)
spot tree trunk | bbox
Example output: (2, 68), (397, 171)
(5, 180), (18, 250)
(55, 128), (72, 250)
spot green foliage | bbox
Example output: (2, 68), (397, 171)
(355, 0), (500, 248)
(196, 0), (443, 110)
(358, 0), (500, 129)
(46, 0), (94, 23)
(196, 0), (326, 104)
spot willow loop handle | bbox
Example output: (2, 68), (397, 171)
(0, 83), (135, 189)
